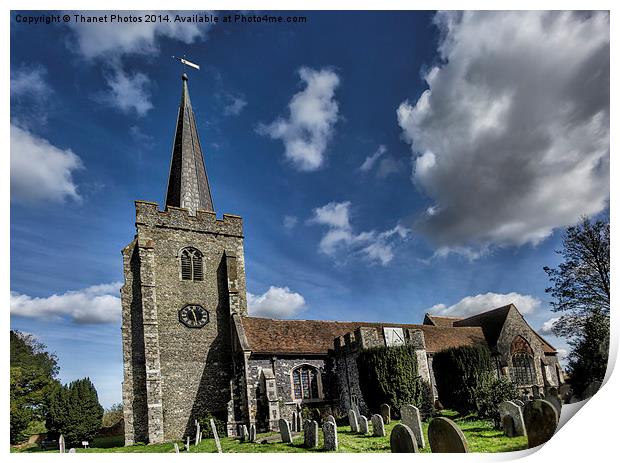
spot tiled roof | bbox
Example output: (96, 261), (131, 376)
(423, 314), (464, 327)
(240, 317), (487, 355)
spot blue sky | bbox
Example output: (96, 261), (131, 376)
(10, 11), (609, 407)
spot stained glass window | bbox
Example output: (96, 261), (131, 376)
(292, 366), (320, 400)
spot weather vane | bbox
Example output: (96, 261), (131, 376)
(172, 55), (200, 72)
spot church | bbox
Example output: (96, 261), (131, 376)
(120, 74), (565, 444)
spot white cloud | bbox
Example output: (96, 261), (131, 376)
(429, 292), (541, 318)
(65, 11), (210, 60)
(258, 67), (340, 171)
(398, 11), (610, 253)
(309, 201), (409, 265)
(247, 286), (306, 319)
(10, 282), (122, 324)
(557, 348), (569, 362)
(360, 145), (387, 171)
(283, 215), (298, 230)
(376, 157), (402, 179)
(11, 124), (83, 204)
(223, 95), (247, 116)
(11, 65), (50, 98)
(100, 67), (153, 117)
(540, 317), (561, 335)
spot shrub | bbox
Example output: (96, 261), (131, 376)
(198, 412), (226, 439)
(357, 344), (428, 415)
(432, 345), (494, 415)
(475, 377), (519, 427)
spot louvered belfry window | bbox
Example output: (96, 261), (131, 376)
(180, 247), (203, 281)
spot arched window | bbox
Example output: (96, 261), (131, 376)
(511, 336), (535, 385)
(180, 247), (203, 281)
(512, 353), (536, 385)
(292, 365), (320, 400)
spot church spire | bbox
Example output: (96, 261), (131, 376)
(165, 73), (214, 215)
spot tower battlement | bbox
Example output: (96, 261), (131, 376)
(135, 200), (243, 237)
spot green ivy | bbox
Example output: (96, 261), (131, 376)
(357, 345), (432, 416)
(432, 345), (495, 415)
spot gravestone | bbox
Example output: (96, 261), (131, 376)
(323, 421), (338, 451)
(390, 423), (418, 453)
(498, 401), (526, 436)
(304, 420), (319, 448)
(371, 414), (386, 437)
(545, 394), (562, 419)
(523, 399), (558, 448)
(327, 415), (336, 425)
(195, 421), (201, 445)
(401, 404), (425, 448)
(240, 425), (249, 442)
(68, 448), (76, 453)
(210, 418), (223, 453)
(359, 415), (369, 435)
(514, 399), (524, 407)
(352, 403), (361, 419)
(249, 423), (257, 442)
(174, 443), (179, 453)
(296, 413), (302, 432)
(292, 411), (298, 432)
(428, 417), (469, 453)
(279, 418), (293, 444)
(502, 415), (516, 437)
(186, 436), (190, 452)
(59, 434), (65, 453)
(380, 403), (391, 424)
(348, 409), (359, 432)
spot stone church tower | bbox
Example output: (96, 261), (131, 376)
(121, 74), (248, 444)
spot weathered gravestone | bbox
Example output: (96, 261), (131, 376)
(195, 420), (201, 445)
(249, 423), (257, 442)
(545, 394), (562, 419)
(279, 418), (293, 444)
(327, 415), (336, 425)
(523, 399), (558, 448)
(185, 435), (190, 452)
(296, 413), (302, 432)
(390, 423), (418, 453)
(498, 401), (526, 437)
(68, 448), (76, 453)
(371, 414), (386, 437)
(292, 411), (298, 432)
(323, 421), (338, 451)
(380, 403), (391, 424)
(359, 415), (369, 435)
(174, 443), (179, 453)
(401, 404), (425, 448)
(59, 434), (65, 453)
(352, 403), (361, 418)
(210, 418), (223, 453)
(428, 417), (469, 453)
(348, 409), (359, 432)
(304, 420), (319, 448)
(514, 399), (525, 407)
(240, 425), (249, 442)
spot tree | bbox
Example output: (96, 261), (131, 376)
(10, 331), (59, 444)
(544, 216), (610, 397)
(46, 378), (104, 447)
(544, 216), (609, 338)
(566, 311), (609, 399)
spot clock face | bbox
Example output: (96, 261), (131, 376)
(178, 304), (209, 328)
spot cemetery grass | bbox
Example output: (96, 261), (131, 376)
(12, 411), (527, 453)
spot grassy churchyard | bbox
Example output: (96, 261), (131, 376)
(13, 411), (527, 454)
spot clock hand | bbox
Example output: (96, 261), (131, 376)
(191, 309), (198, 324)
